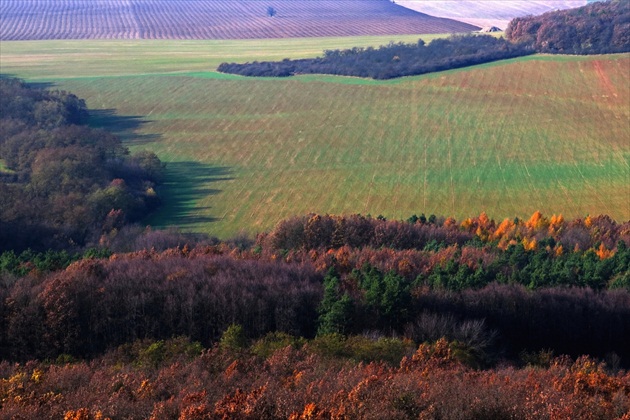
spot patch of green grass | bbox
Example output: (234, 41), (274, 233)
(0, 160), (14, 174)
(0, 35), (450, 79)
(2, 39), (628, 237)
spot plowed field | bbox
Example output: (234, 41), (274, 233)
(0, 0), (478, 40)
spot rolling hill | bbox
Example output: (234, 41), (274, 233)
(0, 0), (478, 40)
(2, 38), (627, 237)
(396, 0), (586, 29)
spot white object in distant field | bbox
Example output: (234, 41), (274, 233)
(396, 1), (587, 30)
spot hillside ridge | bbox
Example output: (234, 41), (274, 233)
(0, 0), (479, 40)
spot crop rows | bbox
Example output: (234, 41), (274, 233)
(0, 0), (139, 40)
(0, 0), (478, 40)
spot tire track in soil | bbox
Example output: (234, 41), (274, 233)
(593, 60), (618, 98)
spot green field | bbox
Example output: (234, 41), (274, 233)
(0, 160), (14, 174)
(0, 36), (453, 79)
(1, 38), (628, 237)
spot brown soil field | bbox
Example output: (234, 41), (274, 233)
(0, 0), (478, 40)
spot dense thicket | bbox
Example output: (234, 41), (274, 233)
(2, 212), (629, 364)
(1, 337), (628, 419)
(0, 78), (164, 252)
(506, 0), (630, 54)
(218, 35), (533, 80)
(314, 268), (630, 362)
(0, 250), (322, 360)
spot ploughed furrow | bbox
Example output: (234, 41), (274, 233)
(97, 1), (113, 38)
(130, 0), (153, 39)
(0, 0), (141, 40)
(143, 0), (172, 39)
(10, 2), (49, 39)
(30, 0), (53, 39)
(179, 1), (208, 39)
(0, 1), (14, 39)
(140, 0), (191, 39)
(87, 0), (130, 39)
(117, 0), (139, 38)
(146, 1), (177, 39)
(60, 0), (83, 39)
(0, 1), (25, 39)
(34, 0), (55, 38)
(0, 0), (478, 40)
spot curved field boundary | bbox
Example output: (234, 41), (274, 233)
(0, 0), (479, 40)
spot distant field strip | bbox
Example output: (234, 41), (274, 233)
(0, 0), (477, 40)
(0, 36), (452, 79)
(1, 39), (628, 237)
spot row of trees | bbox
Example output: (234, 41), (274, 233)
(261, 212), (630, 254)
(218, 35), (533, 79)
(5, 211), (626, 289)
(506, 0), (630, 54)
(0, 78), (165, 252)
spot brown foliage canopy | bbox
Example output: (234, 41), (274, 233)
(1, 338), (629, 419)
(1, 249), (321, 360)
(0, 78), (164, 252)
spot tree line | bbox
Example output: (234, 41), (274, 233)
(218, 35), (533, 80)
(0, 77), (165, 252)
(260, 213), (630, 293)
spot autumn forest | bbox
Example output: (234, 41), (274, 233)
(1, 1), (630, 418)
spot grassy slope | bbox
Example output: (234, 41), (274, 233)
(0, 160), (13, 173)
(1, 38), (628, 237)
(0, 36), (450, 78)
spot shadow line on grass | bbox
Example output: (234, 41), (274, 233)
(1, 74), (56, 92)
(149, 161), (234, 229)
(88, 109), (160, 146)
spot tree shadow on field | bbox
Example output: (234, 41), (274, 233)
(88, 109), (160, 146)
(28, 81), (56, 90)
(1, 74), (55, 90)
(150, 161), (234, 228)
